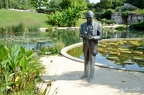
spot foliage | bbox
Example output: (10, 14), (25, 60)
(47, 6), (83, 27)
(63, 6), (83, 27)
(131, 9), (144, 15)
(46, 26), (53, 32)
(87, 3), (95, 10)
(14, 23), (26, 34)
(101, 10), (114, 19)
(125, 0), (144, 9)
(59, 0), (71, 9)
(100, 0), (112, 9)
(28, 26), (40, 33)
(0, 45), (44, 94)
(0, 0), (32, 9)
(94, 9), (114, 20)
(111, 0), (125, 9)
(0, 23), (39, 36)
(47, 11), (64, 26)
(94, 12), (103, 20)
(59, 0), (87, 9)
(100, 18), (115, 24)
(130, 22), (144, 30)
(40, 40), (65, 55)
(115, 26), (126, 30)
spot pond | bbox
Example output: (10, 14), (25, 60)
(102, 28), (144, 38)
(0, 32), (52, 50)
(67, 38), (144, 72)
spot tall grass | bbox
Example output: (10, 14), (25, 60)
(0, 9), (48, 27)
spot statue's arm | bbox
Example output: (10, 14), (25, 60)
(93, 23), (102, 40)
(79, 24), (87, 39)
(79, 25), (83, 38)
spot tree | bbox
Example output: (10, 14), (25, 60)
(49, 0), (60, 9)
(111, 0), (126, 9)
(87, 3), (95, 10)
(126, 0), (144, 9)
(0, 0), (10, 9)
(59, 0), (71, 9)
(30, 0), (39, 8)
(85, 0), (90, 3)
(100, 0), (112, 9)
(59, 0), (87, 9)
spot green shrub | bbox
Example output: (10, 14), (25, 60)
(47, 6), (83, 27)
(46, 26), (53, 32)
(115, 26), (126, 30)
(40, 40), (65, 55)
(0, 23), (26, 35)
(28, 26), (40, 33)
(95, 12), (103, 20)
(130, 22), (144, 30)
(101, 18), (115, 24)
(0, 24), (40, 36)
(102, 10), (113, 19)
(15, 23), (26, 33)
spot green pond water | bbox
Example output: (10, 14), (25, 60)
(67, 39), (144, 72)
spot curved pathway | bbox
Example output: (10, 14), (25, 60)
(40, 55), (144, 95)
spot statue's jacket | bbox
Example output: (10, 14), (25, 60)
(80, 21), (102, 55)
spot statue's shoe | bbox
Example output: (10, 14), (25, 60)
(88, 78), (93, 82)
(80, 75), (88, 79)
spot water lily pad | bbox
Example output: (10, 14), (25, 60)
(133, 51), (143, 54)
(133, 58), (144, 62)
(109, 51), (118, 55)
(124, 61), (135, 64)
(120, 50), (132, 54)
(106, 56), (119, 61)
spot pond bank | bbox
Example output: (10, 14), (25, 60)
(39, 24), (124, 32)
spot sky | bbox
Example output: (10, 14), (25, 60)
(89, 0), (100, 3)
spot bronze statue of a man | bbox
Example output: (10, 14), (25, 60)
(79, 10), (102, 82)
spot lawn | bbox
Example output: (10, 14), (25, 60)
(0, 9), (87, 28)
(0, 9), (48, 27)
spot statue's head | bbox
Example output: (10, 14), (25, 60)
(86, 11), (94, 24)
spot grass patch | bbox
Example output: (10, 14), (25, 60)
(0, 9), (48, 27)
(0, 9), (87, 28)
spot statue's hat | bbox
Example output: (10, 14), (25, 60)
(86, 11), (94, 17)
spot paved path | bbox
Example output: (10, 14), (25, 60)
(40, 55), (144, 95)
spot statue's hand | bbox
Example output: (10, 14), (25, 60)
(87, 35), (93, 40)
(80, 34), (84, 38)
(84, 32), (88, 38)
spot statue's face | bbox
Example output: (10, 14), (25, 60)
(86, 17), (93, 24)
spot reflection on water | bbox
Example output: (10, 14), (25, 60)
(0, 34), (52, 50)
(67, 39), (144, 72)
(102, 29), (144, 39)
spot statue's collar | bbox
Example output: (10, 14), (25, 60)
(87, 20), (94, 26)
